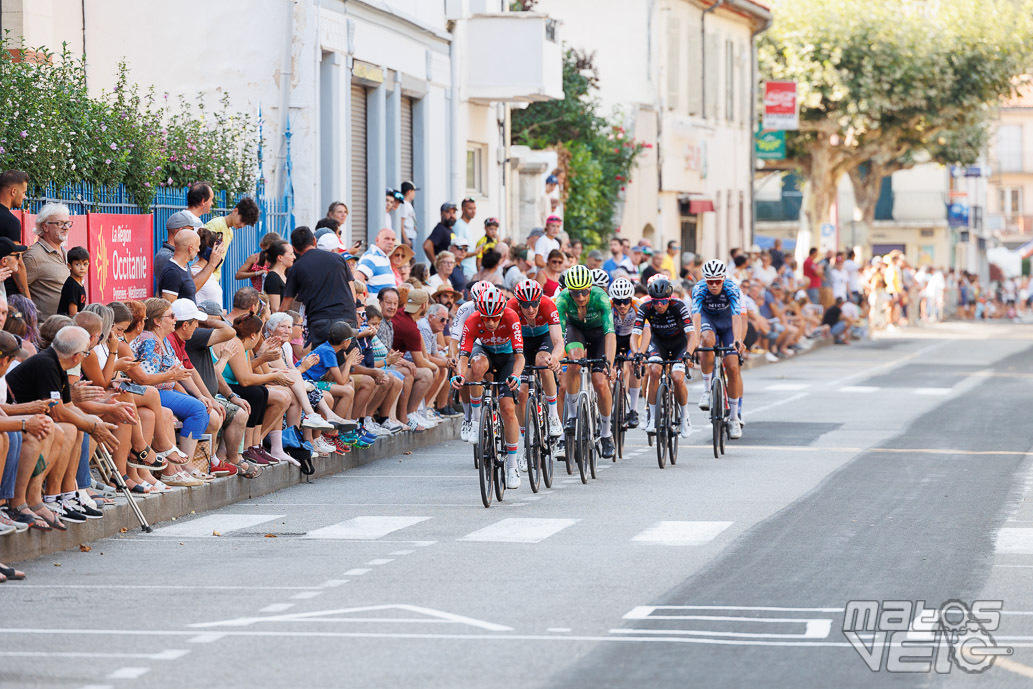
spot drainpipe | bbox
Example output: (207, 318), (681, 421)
(700, 0), (725, 119)
(742, 2), (772, 246)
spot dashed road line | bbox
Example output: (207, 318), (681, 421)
(107, 667), (150, 679)
(291, 591), (323, 600)
(366, 558), (394, 566)
(259, 603), (295, 613)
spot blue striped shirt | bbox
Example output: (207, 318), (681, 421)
(357, 246), (395, 295)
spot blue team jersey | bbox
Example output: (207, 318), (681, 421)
(691, 280), (742, 324)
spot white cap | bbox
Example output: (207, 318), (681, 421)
(170, 298), (205, 322)
(794, 290), (808, 301)
(317, 233), (346, 252)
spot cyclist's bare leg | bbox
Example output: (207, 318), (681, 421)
(469, 355), (489, 422)
(591, 369), (612, 418)
(672, 369), (689, 406)
(699, 330), (716, 374)
(499, 396), (521, 473)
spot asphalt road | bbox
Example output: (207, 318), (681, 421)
(3, 321), (1033, 689)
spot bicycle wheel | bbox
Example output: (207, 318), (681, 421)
(610, 379), (622, 462)
(540, 399), (555, 488)
(656, 381), (669, 469)
(478, 407), (494, 508)
(669, 391), (679, 465)
(575, 397), (590, 484)
(587, 401), (598, 480)
(525, 396), (541, 493)
(711, 377), (725, 459)
(494, 413), (507, 502)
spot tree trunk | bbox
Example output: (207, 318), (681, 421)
(848, 163), (885, 230)
(798, 144), (840, 260)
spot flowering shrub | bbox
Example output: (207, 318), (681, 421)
(0, 39), (256, 210)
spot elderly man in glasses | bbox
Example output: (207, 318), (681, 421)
(23, 203), (73, 320)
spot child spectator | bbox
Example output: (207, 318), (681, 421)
(57, 246), (89, 316)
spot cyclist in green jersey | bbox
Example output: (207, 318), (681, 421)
(555, 265), (617, 458)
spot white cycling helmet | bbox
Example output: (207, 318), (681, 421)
(591, 268), (609, 290)
(702, 259), (727, 280)
(608, 277), (634, 300)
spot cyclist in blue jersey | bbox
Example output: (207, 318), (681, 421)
(691, 259), (746, 439)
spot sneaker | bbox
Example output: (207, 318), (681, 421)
(600, 436), (614, 459)
(73, 497), (104, 519)
(252, 446), (278, 464)
(0, 520), (15, 536)
(765, 351), (780, 363)
(0, 511), (28, 533)
(330, 418), (359, 433)
(359, 429), (379, 444)
(698, 390), (711, 411)
(381, 419), (404, 434)
(437, 406), (462, 418)
(314, 438), (336, 455)
(364, 420), (392, 437)
(415, 412), (437, 428)
(460, 420), (472, 443)
(506, 468), (521, 489)
(209, 460), (235, 478)
(728, 419), (743, 439)
(644, 416), (656, 434)
(241, 447), (269, 465)
(302, 414), (335, 431)
(58, 499), (88, 523)
(627, 409), (640, 428)
(163, 471), (205, 487)
(547, 415), (562, 438)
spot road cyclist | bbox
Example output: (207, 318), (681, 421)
(609, 277), (643, 429)
(692, 259), (746, 440)
(507, 279), (565, 441)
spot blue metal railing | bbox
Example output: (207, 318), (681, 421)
(24, 183), (289, 311)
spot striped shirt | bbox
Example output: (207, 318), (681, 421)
(357, 246), (395, 295)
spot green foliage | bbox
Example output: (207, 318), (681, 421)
(0, 36), (257, 210)
(512, 48), (647, 246)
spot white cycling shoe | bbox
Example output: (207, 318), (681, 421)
(460, 420), (472, 443)
(644, 417), (656, 434)
(728, 419), (743, 439)
(698, 391), (711, 411)
(547, 415), (563, 438)
(506, 468), (521, 489)
(679, 421), (692, 439)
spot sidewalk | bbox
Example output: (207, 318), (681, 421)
(4, 419), (460, 564)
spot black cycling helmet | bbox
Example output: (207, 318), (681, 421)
(647, 276), (674, 299)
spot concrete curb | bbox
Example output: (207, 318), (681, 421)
(3, 418), (460, 564)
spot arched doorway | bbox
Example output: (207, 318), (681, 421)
(642, 223), (656, 248)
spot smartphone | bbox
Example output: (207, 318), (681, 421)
(116, 380), (146, 396)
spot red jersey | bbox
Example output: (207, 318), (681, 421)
(506, 295), (560, 339)
(459, 308), (524, 354)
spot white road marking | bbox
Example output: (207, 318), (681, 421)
(302, 516), (430, 540)
(914, 387), (952, 395)
(259, 604), (294, 613)
(838, 386), (879, 393)
(764, 383), (809, 391)
(342, 569), (370, 576)
(625, 605), (845, 616)
(826, 340), (947, 388)
(741, 393), (808, 417)
(190, 604), (514, 632)
(631, 521), (733, 546)
(321, 579), (350, 586)
(997, 528), (1033, 554)
(78, 685), (113, 689)
(150, 513), (284, 538)
(107, 667), (150, 679)
(290, 591), (323, 600)
(188, 633), (225, 643)
(548, 628), (572, 633)
(365, 559), (393, 567)
(5, 584), (318, 591)
(390, 550), (414, 556)
(459, 518), (579, 544)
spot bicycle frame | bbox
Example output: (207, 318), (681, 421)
(560, 357), (608, 483)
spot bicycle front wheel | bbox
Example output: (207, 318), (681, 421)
(525, 396), (542, 493)
(668, 394), (679, 465)
(656, 382), (669, 469)
(478, 409), (494, 507)
(576, 397), (590, 484)
(711, 377), (725, 459)
(611, 379), (624, 462)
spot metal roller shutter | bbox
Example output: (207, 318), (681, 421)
(400, 97), (414, 184)
(351, 84), (367, 241)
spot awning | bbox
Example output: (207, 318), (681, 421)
(688, 199), (715, 214)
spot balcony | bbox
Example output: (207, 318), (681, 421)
(464, 13), (563, 104)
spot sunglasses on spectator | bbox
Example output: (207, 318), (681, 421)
(433, 316), (447, 323)
(548, 259), (564, 266)
(612, 297), (632, 306)
(46, 221), (73, 229)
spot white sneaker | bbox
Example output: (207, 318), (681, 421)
(728, 419), (742, 439)
(644, 416), (656, 434)
(302, 414), (335, 431)
(381, 419), (404, 434)
(765, 351), (780, 363)
(364, 420), (391, 437)
(680, 420), (692, 439)
(506, 468), (521, 489)
(547, 415), (562, 438)
(416, 412), (437, 428)
(698, 391), (711, 411)
(314, 438), (336, 455)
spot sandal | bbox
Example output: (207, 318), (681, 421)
(235, 460), (262, 479)
(13, 504), (49, 531)
(29, 503), (66, 531)
(405, 418), (426, 433)
(128, 446), (168, 470)
(0, 564), (26, 580)
(156, 447), (190, 465)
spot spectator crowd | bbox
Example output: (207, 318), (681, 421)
(0, 166), (1021, 581)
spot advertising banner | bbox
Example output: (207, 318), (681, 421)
(86, 214), (153, 302)
(755, 126), (786, 160)
(763, 81), (799, 131)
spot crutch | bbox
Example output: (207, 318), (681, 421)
(95, 444), (152, 533)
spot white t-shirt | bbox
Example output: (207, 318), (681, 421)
(753, 264), (778, 287)
(400, 201), (417, 241)
(533, 234), (560, 265)
(841, 301), (860, 321)
(843, 258), (861, 293)
(830, 267), (849, 300)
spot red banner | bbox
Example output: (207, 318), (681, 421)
(18, 211), (89, 252)
(86, 214), (153, 302)
(762, 81), (799, 131)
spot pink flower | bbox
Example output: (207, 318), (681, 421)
(0, 147), (5, 155)
(19, 131), (27, 138)
(144, 182), (151, 188)
(105, 158), (111, 164)
(110, 143), (118, 150)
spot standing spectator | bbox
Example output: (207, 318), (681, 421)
(769, 238), (785, 270)
(453, 197), (480, 275)
(356, 228), (398, 296)
(533, 216), (563, 269)
(280, 226), (358, 342)
(399, 182), (418, 249)
(392, 288), (436, 429)
(476, 218), (499, 270)
(156, 211), (202, 292)
(603, 236), (634, 278)
(472, 250), (504, 286)
(327, 201), (348, 227)
(830, 253), (849, 302)
(640, 250), (665, 284)
(23, 203), (73, 320)
(570, 239), (584, 263)
(201, 196), (259, 304)
(843, 249), (862, 303)
(628, 245), (646, 277)
(803, 247), (822, 304)
(503, 247), (533, 291)
(260, 240), (294, 312)
(385, 188), (403, 231)
(0, 170), (30, 297)
(585, 250), (604, 271)
(424, 202), (457, 266)
(539, 249), (565, 297)
(0, 238), (26, 301)
(158, 230), (200, 303)
(538, 174), (559, 227)
(57, 246), (89, 316)
(660, 240), (679, 276)
(752, 252), (778, 287)
(183, 181), (214, 226)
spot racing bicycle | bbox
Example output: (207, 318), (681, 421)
(560, 357), (608, 484)
(521, 365), (557, 492)
(642, 355), (689, 469)
(694, 345), (740, 459)
(464, 380), (509, 508)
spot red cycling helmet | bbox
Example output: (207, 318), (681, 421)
(476, 287), (507, 318)
(514, 279), (543, 304)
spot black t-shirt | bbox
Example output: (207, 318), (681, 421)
(57, 276), (87, 315)
(284, 248), (357, 325)
(264, 270), (285, 296)
(184, 327), (218, 395)
(0, 205), (22, 294)
(449, 267), (468, 297)
(640, 264), (661, 285)
(821, 305), (842, 327)
(427, 222), (453, 257)
(7, 347), (70, 404)
(158, 260), (197, 302)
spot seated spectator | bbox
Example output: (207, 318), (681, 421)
(260, 240), (294, 312)
(158, 229), (200, 303)
(472, 249), (504, 286)
(395, 289), (438, 429)
(357, 304), (404, 434)
(376, 289), (426, 432)
(356, 228), (398, 296)
(427, 251), (457, 292)
(390, 244), (414, 286)
(823, 297), (850, 344)
(419, 303), (451, 418)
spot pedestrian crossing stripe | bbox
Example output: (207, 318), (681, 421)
(302, 516), (431, 540)
(152, 513), (284, 537)
(459, 518), (579, 543)
(631, 521), (733, 546)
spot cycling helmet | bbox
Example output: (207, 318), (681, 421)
(702, 259), (727, 280)
(470, 280), (493, 301)
(609, 277), (634, 300)
(514, 279), (543, 304)
(646, 273), (664, 285)
(476, 287), (507, 317)
(647, 276), (674, 299)
(564, 264), (593, 290)
(591, 268), (609, 290)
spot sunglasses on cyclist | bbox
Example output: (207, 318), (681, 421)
(651, 298), (670, 305)
(612, 298), (632, 306)
(517, 299), (540, 309)
(570, 289), (592, 297)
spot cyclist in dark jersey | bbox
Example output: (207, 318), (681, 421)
(609, 277), (643, 428)
(508, 279), (564, 438)
(633, 276), (696, 438)
(692, 259), (746, 439)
